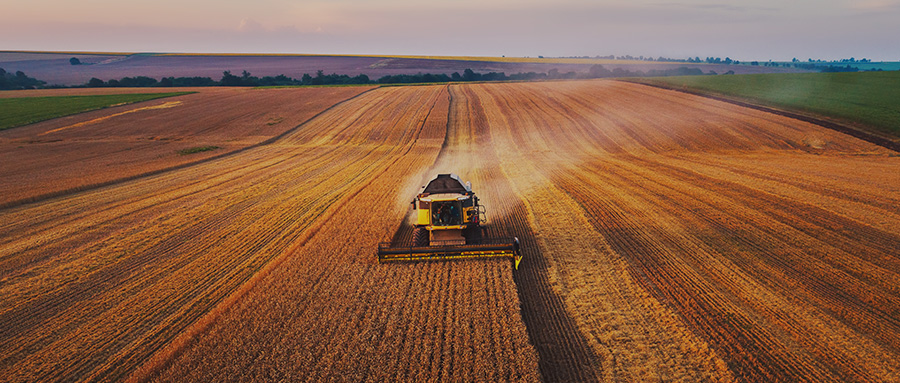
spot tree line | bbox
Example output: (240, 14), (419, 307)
(10, 61), (887, 91)
(79, 65), (715, 88)
(2, 65), (713, 90)
(0, 68), (46, 90)
(84, 70), (372, 88)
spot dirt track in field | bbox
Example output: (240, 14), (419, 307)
(2, 80), (899, 382)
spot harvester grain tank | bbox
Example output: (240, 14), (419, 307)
(377, 174), (522, 268)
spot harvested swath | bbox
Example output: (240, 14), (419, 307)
(455, 80), (900, 381)
(140, 85), (541, 382)
(0, 86), (373, 206)
(0, 86), (480, 382)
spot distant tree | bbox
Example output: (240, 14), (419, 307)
(259, 74), (298, 86)
(301, 73), (312, 85)
(172, 76), (217, 87)
(69, 57), (82, 65)
(353, 74), (370, 84)
(239, 71), (260, 86)
(118, 76), (158, 87)
(588, 64), (612, 78)
(820, 65), (859, 73)
(462, 68), (479, 81)
(311, 70), (325, 85)
(451, 72), (462, 81)
(220, 71), (242, 86)
(0, 69), (45, 90)
(87, 77), (105, 87)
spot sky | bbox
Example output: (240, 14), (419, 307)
(2, 0), (899, 61)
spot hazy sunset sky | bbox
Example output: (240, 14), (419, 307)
(3, 0), (898, 61)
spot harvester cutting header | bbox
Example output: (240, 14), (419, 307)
(377, 174), (522, 268)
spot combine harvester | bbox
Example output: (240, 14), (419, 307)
(377, 174), (522, 269)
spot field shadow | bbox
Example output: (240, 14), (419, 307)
(504, 201), (601, 382)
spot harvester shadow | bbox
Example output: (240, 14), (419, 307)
(497, 200), (601, 382)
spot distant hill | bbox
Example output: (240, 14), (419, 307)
(1, 51), (808, 87)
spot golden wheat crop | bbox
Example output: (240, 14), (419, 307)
(2, 79), (898, 382)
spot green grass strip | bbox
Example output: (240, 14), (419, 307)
(635, 72), (900, 137)
(0, 92), (194, 131)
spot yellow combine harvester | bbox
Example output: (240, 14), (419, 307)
(377, 173), (522, 269)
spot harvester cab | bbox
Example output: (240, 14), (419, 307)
(377, 174), (522, 268)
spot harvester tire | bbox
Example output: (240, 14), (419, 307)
(413, 227), (428, 247)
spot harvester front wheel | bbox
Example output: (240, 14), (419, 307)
(413, 227), (428, 247)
